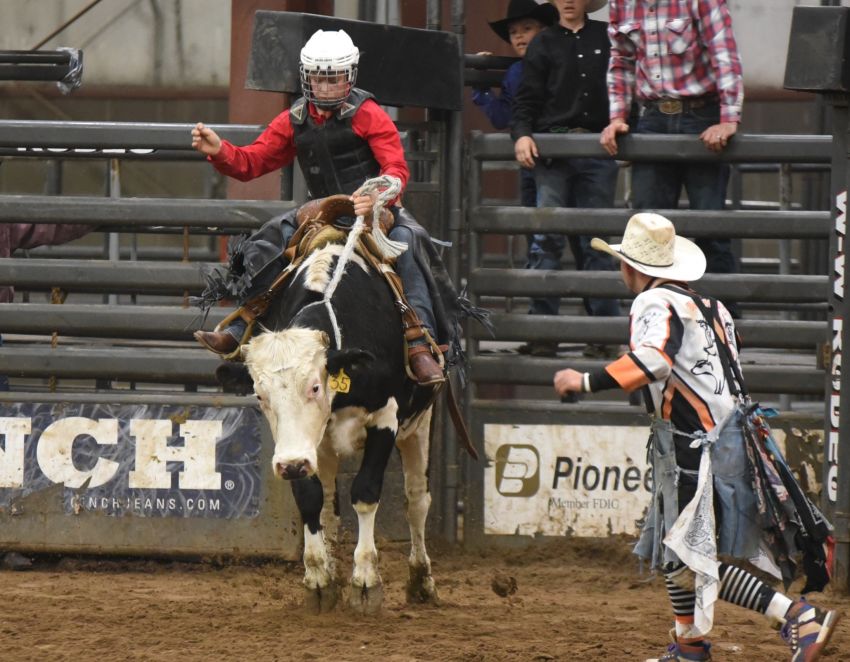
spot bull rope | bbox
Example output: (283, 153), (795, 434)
(304, 175), (404, 350)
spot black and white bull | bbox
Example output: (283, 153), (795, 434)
(241, 240), (438, 614)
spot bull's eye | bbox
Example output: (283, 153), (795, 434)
(311, 383), (320, 396)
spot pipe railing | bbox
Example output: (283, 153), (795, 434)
(465, 131), (833, 402)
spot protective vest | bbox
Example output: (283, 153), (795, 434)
(290, 88), (381, 197)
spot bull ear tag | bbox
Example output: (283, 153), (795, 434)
(328, 368), (351, 393)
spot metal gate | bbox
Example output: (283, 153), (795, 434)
(462, 131), (833, 547)
(0, 117), (452, 555)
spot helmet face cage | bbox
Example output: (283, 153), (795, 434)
(299, 63), (358, 109)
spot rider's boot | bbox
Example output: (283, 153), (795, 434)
(404, 318), (445, 386)
(194, 322), (242, 356)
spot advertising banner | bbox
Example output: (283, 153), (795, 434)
(484, 424), (652, 537)
(0, 403), (263, 519)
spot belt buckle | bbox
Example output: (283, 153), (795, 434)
(658, 100), (682, 115)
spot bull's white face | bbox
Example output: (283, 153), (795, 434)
(243, 328), (332, 480)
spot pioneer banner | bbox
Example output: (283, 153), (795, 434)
(484, 424), (652, 537)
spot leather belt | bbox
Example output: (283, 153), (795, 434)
(643, 96), (717, 115)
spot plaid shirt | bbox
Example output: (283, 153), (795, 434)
(607, 0), (744, 124)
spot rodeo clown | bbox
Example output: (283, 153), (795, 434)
(554, 213), (840, 662)
(191, 28), (462, 385)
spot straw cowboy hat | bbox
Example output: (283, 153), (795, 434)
(488, 0), (559, 43)
(591, 213), (707, 282)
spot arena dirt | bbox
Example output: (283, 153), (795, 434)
(0, 536), (847, 661)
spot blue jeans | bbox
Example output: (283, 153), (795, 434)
(530, 157), (621, 317)
(519, 168), (537, 208)
(388, 224), (436, 336)
(631, 103), (740, 280)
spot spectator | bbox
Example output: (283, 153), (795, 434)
(511, 0), (622, 359)
(472, 0), (557, 208)
(0, 222), (94, 392)
(554, 213), (840, 662)
(601, 0), (744, 317)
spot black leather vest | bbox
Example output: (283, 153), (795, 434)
(290, 88), (382, 197)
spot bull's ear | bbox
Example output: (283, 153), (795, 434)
(326, 348), (375, 375)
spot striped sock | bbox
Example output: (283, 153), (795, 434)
(665, 574), (699, 639)
(718, 563), (777, 614)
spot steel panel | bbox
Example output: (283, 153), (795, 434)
(0, 121), (263, 150)
(784, 7), (850, 93)
(0, 304), (226, 339)
(0, 195), (288, 229)
(246, 11), (463, 110)
(0, 259), (209, 294)
(470, 313), (826, 349)
(471, 207), (830, 239)
(0, 346), (221, 385)
(469, 269), (829, 303)
(470, 355), (824, 395)
(469, 132), (833, 163)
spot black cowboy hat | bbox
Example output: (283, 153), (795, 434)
(488, 0), (559, 43)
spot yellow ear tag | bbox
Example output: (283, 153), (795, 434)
(329, 368), (351, 394)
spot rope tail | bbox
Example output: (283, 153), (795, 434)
(320, 176), (403, 349)
(449, 285), (494, 386)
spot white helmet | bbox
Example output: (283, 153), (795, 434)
(299, 29), (360, 109)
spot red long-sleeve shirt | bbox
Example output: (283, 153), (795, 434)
(209, 99), (410, 199)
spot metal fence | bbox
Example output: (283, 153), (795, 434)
(462, 131), (833, 546)
(0, 118), (451, 549)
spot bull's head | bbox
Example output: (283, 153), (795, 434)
(242, 328), (373, 480)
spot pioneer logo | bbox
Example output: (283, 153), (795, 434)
(494, 445), (652, 498)
(494, 444), (540, 497)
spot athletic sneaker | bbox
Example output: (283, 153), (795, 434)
(781, 598), (841, 661)
(646, 641), (712, 662)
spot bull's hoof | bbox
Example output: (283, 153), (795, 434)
(406, 565), (439, 605)
(303, 582), (338, 614)
(348, 581), (383, 615)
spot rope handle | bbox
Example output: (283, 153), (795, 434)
(353, 176), (406, 259)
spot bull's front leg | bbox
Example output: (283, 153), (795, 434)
(291, 475), (338, 613)
(348, 400), (398, 615)
(396, 407), (438, 604)
(317, 447), (341, 553)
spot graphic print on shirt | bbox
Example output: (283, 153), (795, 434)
(691, 318), (724, 395)
(633, 306), (666, 347)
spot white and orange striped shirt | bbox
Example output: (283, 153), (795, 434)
(604, 283), (741, 434)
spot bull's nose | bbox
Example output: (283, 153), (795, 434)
(276, 460), (311, 480)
